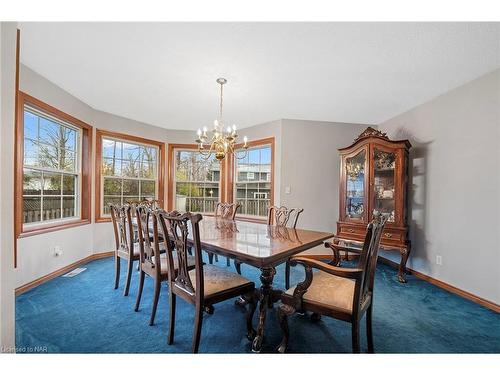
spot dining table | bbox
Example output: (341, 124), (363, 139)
(143, 214), (334, 352)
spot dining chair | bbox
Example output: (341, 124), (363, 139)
(207, 202), (240, 267)
(134, 205), (195, 325)
(110, 203), (140, 296)
(276, 212), (388, 353)
(156, 210), (257, 353)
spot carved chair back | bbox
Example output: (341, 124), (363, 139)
(267, 206), (304, 228)
(109, 203), (135, 257)
(352, 212), (388, 312)
(156, 211), (204, 302)
(214, 202), (240, 220)
(135, 204), (162, 273)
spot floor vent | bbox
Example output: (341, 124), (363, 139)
(62, 268), (87, 278)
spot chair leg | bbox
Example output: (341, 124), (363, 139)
(285, 260), (291, 290)
(352, 319), (361, 353)
(134, 270), (145, 312)
(276, 304), (295, 353)
(149, 278), (161, 326)
(208, 252), (214, 264)
(114, 256), (120, 289)
(235, 260), (242, 275)
(367, 305), (374, 353)
(245, 290), (258, 341)
(192, 304), (203, 353)
(168, 292), (176, 345)
(123, 258), (133, 296)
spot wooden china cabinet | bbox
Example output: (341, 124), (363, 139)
(336, 127), (412, 282)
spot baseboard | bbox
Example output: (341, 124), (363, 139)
(15, 251), (114, 296)
(304, 253), (500, 313)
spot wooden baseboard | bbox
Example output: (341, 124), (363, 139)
(15, 251), (114, 296)
(305, 253), (500, 313)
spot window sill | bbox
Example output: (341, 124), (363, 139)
(95, 217), (111, 223)
(18, 219), (91, 238)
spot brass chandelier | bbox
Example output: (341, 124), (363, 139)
(195, 78), (248, 161)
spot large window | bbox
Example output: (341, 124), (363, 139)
(23, 108), (80, 224)
(15, 92), (92, 238)
(234, 141), (273, 218)
(95, 130), (165, 221)
(169, 146), (221, 213)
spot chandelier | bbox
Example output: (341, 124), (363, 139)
(195, 78), (249, 161)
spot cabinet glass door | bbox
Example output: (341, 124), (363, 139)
(345, 149), (366, 221)
(373, 148), (396, 222)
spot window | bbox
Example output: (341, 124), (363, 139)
(169, 146), (222, 213)
(15, 92), (92, 238)
(234, 141), (273, 218)
(96, 130), (165, 221)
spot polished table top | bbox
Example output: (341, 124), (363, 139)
(189, 216), (334, 268)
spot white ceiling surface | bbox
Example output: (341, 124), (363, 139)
(19, 22), (500, 130)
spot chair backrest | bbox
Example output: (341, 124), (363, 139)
(356, 212), (388, 302)
(135, 204), (161, 271)
(214, 202), (240, 220)
(267, 206), (304, 228)
(156, 210), (204, 302)
(109, 203), (134, 256)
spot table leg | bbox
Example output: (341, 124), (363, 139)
(252, 266), (276, 353)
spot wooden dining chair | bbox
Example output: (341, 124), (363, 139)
(156, 210), (257, 353)
(276, 212), (388, 353)
(134, 205), (195, 325)
(110, 203), (140, 296)
(208, 202), (240, 267)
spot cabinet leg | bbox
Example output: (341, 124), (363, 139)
(397, 244), (411, 283)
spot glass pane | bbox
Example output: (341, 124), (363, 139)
(42, 196), (62, 221)
(38, 117), (60, 146)
(103, 178), (122, 196)
(59, 150), (76, 172)
(62, 197), (76, 218)
(140, 180), (156, 196)
(23, 139), (39, 167)
(38, 144), (59, 169)
(102, 158), (121, 176)
(121, 160), (139, 178)
(103, 196), (122, 214)
(43, 172), (62, 195)
(122, 142), (141, 162)
(123, 179), (139, 196)
(63, 127), (77, 152)
(23, 197), (41, 224)
(24, 111), (38, 140)
(175, 151), (190, 182)
(23, 169), (42, 195)
(141, 160), (156, 179)
(374, 149), (396, 222)
(345, 149), (365, 220)
(102, 139), (121, 158)
(62, 175), (76, 195)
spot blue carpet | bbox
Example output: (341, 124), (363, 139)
(16, 255), (500, 353)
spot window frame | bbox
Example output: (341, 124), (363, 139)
(228, 137), (275, 222)
(167, 144), (226, 214)
(15, 92), (93, 238)
(95, 129), (166, 223)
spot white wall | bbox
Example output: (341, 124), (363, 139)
(379, 69), (500, 304)
(279, 119), (370, 253)
(0, 21), (17, 351)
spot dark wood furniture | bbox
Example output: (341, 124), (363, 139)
(334, 127), (412, 282)
(208, 202), (240, 266)
(134, 205), (195, 325)
(156, 211), (257, 353)
(277, 213), (388, 353)
(109, 203), (140, 296)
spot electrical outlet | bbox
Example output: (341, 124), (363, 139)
(54, 246), (63, 257)
(436, 255), (442, 265)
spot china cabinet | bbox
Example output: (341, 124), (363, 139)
(336, 127), (412, 282)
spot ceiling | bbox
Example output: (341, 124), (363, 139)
(19, 22), (500, 130)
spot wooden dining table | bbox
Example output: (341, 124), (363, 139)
(144, 215), (334, 352)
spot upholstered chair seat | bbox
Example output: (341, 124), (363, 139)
(189, 264), (254, 298)
(149, 254), (196, 275)
(285, 270), (355, 313)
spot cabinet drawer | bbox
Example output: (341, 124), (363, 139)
(337, 223), (366, 240)
(380, 228), (404, 245)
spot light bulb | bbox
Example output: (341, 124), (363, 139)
(203, 126), (208, 132)
(197, 129), (202, 136)
(232, 124), (237, 131)
(226, 126), (231, 133)
(213, 120), (218, 127)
